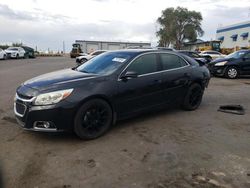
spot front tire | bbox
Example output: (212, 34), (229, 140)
(80, 58), (87, 64)
(16, 54), (19, 59)
(225, 66), (238, 79)
(74, 99), (113, 140)
(182, 83), (203, 111)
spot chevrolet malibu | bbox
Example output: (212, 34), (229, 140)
(14, 50), (210, 139)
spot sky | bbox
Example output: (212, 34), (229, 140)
(0, 0), (249, 52)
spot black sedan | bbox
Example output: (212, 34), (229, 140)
(208, 50), (250, 79)
(14, 50), (210, 139)
(178, 50), (211, 64)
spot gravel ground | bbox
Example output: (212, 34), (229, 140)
(0, 57), (250, 188)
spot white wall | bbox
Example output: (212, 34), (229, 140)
(216, 22), (250, 48)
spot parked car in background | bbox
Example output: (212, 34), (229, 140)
(208, 50), (250, 79)
(178, 50), (211, 64)
(76, 50), (107, 64)
(199, 50), (225, 60)
(22, 46), (35, 58)
(0, 48), (7, 60)
(14, 49), (210, 140)
(5, 47), (25, 59)
(156, 47), (176, 51)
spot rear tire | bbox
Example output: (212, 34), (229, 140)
(3, 54), (7, 60)
(182, 83), (203, 111)
(74, 99), (113, 140)
(16, 54), (19, 59)
(225, 66), (238, 79)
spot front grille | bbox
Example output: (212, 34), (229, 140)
(15, 102), (26, 116)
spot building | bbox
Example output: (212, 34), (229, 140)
(216, 20), (250, 48)
(75, 40), (151, 53)
(182, 39), (221, 52)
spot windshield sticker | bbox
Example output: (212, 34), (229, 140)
(112, 57), (126, 63)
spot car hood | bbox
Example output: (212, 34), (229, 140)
(23, 68), (97, 91)
(210, 57), (232, 64)
(5, 50), (16, 53)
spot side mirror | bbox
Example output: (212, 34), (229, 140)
(120, 71), (138, 80)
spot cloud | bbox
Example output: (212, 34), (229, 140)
(0, 4), (35, 21)
(0, 0), (249, 51)
(0, 4), (70, 23)
(201, 6), (250, 40)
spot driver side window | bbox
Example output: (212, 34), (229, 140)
(126, 54), (157, 75)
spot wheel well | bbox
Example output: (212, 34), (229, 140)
(226, 65), (239, 69)
(191, 80), (204, 89)
(73, 95), (115, 126)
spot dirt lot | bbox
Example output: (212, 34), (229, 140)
(0, 57), (250, 188)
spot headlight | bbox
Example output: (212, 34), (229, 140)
(34, 89), (73, 105)
(214, 61), (227, 66)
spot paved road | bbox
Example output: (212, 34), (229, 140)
(0, 57), (250, 188)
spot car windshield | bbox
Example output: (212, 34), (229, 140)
(226, 51), (247, 59)
(76, 52), (133, 75)
(7, 48), (18, 51)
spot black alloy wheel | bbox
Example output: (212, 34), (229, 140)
(74, 99), (112, 140)
(182, 83), (203, 111)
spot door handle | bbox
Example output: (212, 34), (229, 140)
(149, 79), (162, 86)
(154, 79), (162, 83)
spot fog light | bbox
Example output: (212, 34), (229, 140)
(33, 121), (56, 129)
(216, 69), (222, 73)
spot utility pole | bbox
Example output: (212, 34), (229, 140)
(63, 41), (65, 54)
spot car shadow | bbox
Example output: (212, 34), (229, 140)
(27, 105), (182, 142)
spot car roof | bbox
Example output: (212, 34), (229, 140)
(237, 49), (250, 53)
(108, 49), (195, 59)
(201, 50), (219, 53)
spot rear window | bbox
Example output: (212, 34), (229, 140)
(126, 54), (157, 75)
(160, 53), (188, 70)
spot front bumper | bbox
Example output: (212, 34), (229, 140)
(14, 94), (77, 132)
(208, 65), (226, 76)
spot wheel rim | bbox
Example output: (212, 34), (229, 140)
(189, 87), (202, 107)
(228, 68), (237, 78)
(81, 105), (109, 136)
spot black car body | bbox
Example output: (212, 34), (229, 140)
(22, 46), (35, 58)
(178, 50), (211, 64)
(208, 50), (250, 78)
(15, 50), (210, 139)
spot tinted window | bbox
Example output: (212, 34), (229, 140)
(92, 51), (105, 55)
(126, 54), (157, 75)
(244, 53), (250, 59)
(160, 53), (187, 70)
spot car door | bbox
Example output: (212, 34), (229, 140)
(159, 53), (191, 104)
(116, 53), (164, 117)
(240, 52), (250, 74)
